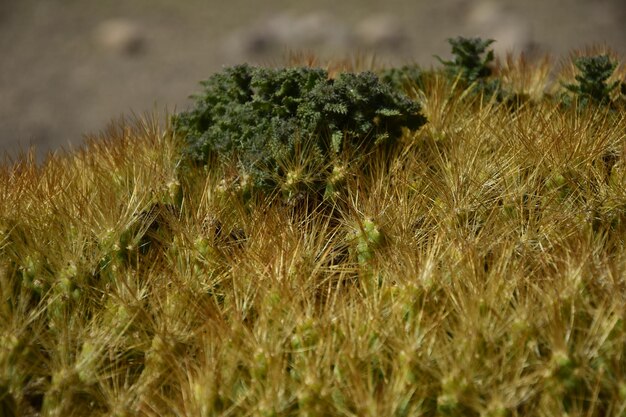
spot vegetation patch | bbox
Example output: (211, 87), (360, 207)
(173, 64), (426, 202)
(2, 38), (626, 416)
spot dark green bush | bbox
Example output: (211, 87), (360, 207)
(438, 37), (495, 82)
(437, 36), (502, 98)
(173, 64), (426, 198)
(563, 55), (621, 107)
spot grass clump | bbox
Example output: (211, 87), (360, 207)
(2, 44), (626, 416)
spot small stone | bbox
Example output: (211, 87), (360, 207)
(94, 18), (145, 56)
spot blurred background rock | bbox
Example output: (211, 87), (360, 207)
(1, 0), (625, 160)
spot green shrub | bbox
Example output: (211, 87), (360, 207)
(438, 37), (495, 83)
(563, 55), (621, 107)
(437, 36), (501, 98)
(172, 64), (426, 199)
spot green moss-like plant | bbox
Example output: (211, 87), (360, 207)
(172, 64), (426, 200)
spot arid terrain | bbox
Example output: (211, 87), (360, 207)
(2, 0), (625, 159)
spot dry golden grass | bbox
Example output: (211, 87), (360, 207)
(2, 53), (626, 417)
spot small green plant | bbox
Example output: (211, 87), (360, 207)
(436, 37), (502, 99)
(438, 37), (495, 83)
(563, 55), (621, 106)
(172, 64), (426, 200)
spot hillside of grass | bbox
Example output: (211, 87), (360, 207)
(2, 41), (626, 416)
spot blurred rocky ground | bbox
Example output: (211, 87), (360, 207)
(1, 0), (625, 160)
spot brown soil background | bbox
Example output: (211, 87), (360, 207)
(2, 0), (625, 160)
